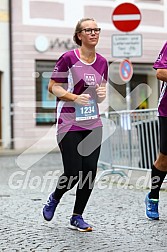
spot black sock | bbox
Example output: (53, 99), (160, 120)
(149, 165), (167, 199)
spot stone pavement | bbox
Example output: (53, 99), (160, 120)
(0, 151), (167, 252)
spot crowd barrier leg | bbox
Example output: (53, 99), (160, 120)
(96, 114), (127, 182)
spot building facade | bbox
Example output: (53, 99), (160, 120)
(0, 0), (11, 148)
(1, 0), (166, 150)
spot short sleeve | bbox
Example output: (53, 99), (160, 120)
(153, 42), (167, 69)
(104, 61), (108, 83)
(51, 55), (69, 83)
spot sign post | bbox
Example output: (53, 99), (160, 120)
(112, 2), (142, 111)
(112, 3), (142, 167)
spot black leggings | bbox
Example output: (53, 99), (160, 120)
(159, 116), (167, 155)
(54, 127), (102, 215)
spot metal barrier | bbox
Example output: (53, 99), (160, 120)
(0, 107), (159, 173)
(97, 109), (159, 180)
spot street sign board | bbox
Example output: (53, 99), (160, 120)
(119, 59), (133, 82)
(112, 3), (141, 32)
(112, 34), (142, 58)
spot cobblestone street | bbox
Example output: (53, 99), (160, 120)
(0, 152), (167, 252)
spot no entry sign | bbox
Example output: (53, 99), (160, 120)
(112, 3), (141, 32)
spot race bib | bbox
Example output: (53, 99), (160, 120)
(75, 99), (98, 121)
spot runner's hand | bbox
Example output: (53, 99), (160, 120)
(96, 83), (106, 98)
(74, 94), (91, 105)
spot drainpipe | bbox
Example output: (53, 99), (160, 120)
(8, 0), (14, 149)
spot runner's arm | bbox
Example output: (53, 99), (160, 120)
(156, 69), (167, 82)
(48, 79), (90, 105)
(48, 79), (78, 101)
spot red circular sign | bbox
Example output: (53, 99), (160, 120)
(119, 59), (133, 82)
(112, 3), (141, 32)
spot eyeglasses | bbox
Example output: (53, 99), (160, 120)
(79, 28), (101, 35)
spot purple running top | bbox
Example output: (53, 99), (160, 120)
(51, 49), (108, 134)
(153, 42), (167, 117)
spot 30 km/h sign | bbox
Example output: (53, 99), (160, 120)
(119, 59), (133, 82)
(112, 3), (141, 32)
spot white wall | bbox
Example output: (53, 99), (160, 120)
(0, 0), (11, 148)
(10, 0), (167, 150)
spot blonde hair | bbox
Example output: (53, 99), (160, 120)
(73, 18), (95, 46)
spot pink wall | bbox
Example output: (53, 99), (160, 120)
(11, 0), (166, 149)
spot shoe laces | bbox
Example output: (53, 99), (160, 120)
(149, 200), (158, 212)
(44, 197), (57, 208)
(45, 198), (53, 206)
(75, 215), (83, 220)
(74, 215), (88, 225)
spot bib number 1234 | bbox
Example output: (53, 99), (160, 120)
(75, 99), (98, 121)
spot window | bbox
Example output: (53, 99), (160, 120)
(108, 62), (149, 111)
(36, 60), (56, 125)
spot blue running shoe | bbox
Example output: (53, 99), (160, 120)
(43, 193), (59, 221)
(145, 193), (159, 220)
(70, 215), (93, 232)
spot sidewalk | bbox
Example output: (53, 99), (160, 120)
(0, 152), (167, 252)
